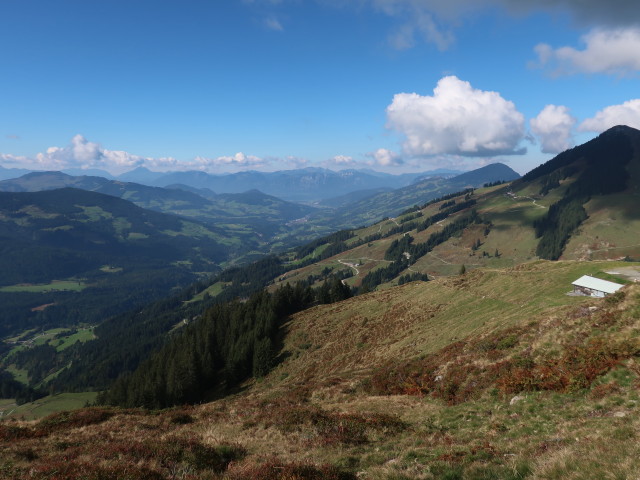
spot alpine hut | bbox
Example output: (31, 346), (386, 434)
(571, 275), (623, 298)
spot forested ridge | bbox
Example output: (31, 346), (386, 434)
(531, 126), (636, 260)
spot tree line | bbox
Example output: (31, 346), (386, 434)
(98, 277), (352, 408)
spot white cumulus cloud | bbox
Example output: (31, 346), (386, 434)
(330, 155), (357, 166)
(367, 148), (403, 167)
(530, 105), (576, 153)
(533, 27), (640, 76)
(385, 76), (526, 157)
(28, 134), (146, 171)
(579, 99), (640, 132)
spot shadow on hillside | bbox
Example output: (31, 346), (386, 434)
(484, 210), (537, 229)
(596, 191), (640, 221)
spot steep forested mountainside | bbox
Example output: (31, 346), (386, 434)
(0, 188), (228, 335)
(520, 125), (640, 260)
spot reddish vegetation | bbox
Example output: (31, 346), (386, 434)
(369, 305), (638, 404)
(227, 459), (357, 480)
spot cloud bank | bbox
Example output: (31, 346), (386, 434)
(368, 148), (403, 167)
(386, 76), (526, 157)
(0, 135), (268, 174)
(534, 27), (640, 76)
(320, 0), (640, 49)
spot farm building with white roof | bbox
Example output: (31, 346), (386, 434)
(571, 275), (624, 298)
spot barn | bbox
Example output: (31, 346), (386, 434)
(571, 275), (624, 298)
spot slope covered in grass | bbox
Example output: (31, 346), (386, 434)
(2, 260), (640, 479)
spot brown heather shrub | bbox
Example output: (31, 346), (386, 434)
(0, 423), (41, 441)
(264, 404), (406, 446)
(589, 381), (622, 399)
(227, 459), (357, 480)
(104, 437), (247, 472)
(595, 311), (619, 327)
(368, 328), (639, 402)
(604, 290), (626, 306)
(13, 447), (39, 461)
(492, 338), (635, 394)
(24, 460), (164, 480)
(36, 407), (115, 434)
(169, 412), (195, 425)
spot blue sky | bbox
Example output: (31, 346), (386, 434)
(1, 0), (639, 175)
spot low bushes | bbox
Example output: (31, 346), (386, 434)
(369, 323), (639, 404)
(227, 459), (356, 480)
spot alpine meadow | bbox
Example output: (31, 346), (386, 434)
(2, 1), (640, 479)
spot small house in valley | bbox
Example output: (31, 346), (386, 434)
(571, 275), (624, 298)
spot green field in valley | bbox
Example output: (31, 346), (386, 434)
(0, 280), (87, 293)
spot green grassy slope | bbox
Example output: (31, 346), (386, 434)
(2, 260), (640, 479)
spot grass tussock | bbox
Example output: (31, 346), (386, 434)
(254, 401), (407, 446)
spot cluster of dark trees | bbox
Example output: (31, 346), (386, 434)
(534, 197), (588, 260)
(361, 211), (484, 291)
(294, 230), (354, 259)
(399, 211), (423, 224)
(482, 180), (509, 188)
(397, 272), (429, 285)
(0, 372), (44, 405)
(99, 276), (351, 408)
(384, 199), (477, 237)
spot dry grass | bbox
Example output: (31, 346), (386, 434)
(2, 261), (640, 479)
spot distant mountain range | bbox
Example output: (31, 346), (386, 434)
(0, 165), (33, 181)
(0, 172), (317, 249)
(0, 166), (464, 202)
(0, 163), (520, 245)
(140, 167), (462, 202)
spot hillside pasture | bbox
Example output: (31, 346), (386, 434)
(0, 280), (87, 293)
